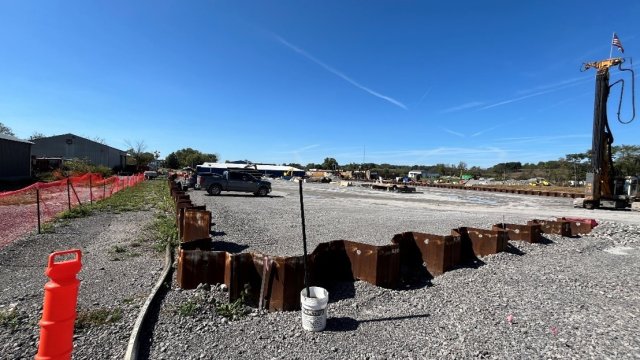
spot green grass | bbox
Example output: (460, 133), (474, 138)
(75, 308), (123, 329)
(177, 300), (199, 317)
(122, 297), (136, 305)
(40, 222), (56, 234)
(215, 284), (251, 320)
(59, 205), (93, 219)
(41, 180), (178, 251)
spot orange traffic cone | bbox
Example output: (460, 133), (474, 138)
(35, 249), (82, 360)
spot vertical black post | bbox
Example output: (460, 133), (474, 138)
(298, 180), (310, 298)
(70, 182), (81, 206)
(36, 188), (41, 234)
(103, 180), (106, 199)
(89, 175), (93, 204)
(67, 178), (71, 211)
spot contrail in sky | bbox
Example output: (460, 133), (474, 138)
(439, 101), (484, 114)
(441, 127), (465, 137)
(274, 35), (408, 110)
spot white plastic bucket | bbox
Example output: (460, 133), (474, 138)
(300, 286), (329, 332)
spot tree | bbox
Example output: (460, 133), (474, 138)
(165, 153), (179, 169)
(457, 161), (468, 176)
(125, 140), (150, 170)
(321, 157), (339, 170)
(29, 132), (46, 141)
(171, 148), (218, 168)
(0, 122), (15, 136)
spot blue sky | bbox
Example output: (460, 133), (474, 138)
(0, 1), (638, 168)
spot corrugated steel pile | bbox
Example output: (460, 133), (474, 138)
(168, 179), (596, 312)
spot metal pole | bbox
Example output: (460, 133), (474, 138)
(36, 188), (41, 234)
(70, 182), (81, 206)
(298, 179), (310, 298)
(89, 175), (93, 204)
(609, 32), (614, 59)
(67, 178), (71, 211)
(103, 180), (106, 199)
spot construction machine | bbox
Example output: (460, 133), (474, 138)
(575, 55), (637, 210)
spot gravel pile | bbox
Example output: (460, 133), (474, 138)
(148, 181), (640, 359)
(0, 211), (164, 359)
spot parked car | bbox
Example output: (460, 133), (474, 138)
(175, 172), (197, 190)
(201, 171), (271, 196)
(144, 170), (158, 180)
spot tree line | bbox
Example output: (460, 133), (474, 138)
(2, 122), (638, 183)
(287, 145), (640, 185)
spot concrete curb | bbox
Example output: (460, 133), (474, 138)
(124, 243), (173, 360)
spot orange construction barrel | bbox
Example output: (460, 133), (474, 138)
(35, 249), (82, 360)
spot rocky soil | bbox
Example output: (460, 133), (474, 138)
(147, 180), (640, 359)
(1, 180), (638, 359)
(0, 211), (164, 360)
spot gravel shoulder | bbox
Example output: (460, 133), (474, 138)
(0, 211), (164, 360)
(148, 181), (640, 359)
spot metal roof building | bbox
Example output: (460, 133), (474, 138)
(0, 133), (33, 180)
(31, 133), (127, 169)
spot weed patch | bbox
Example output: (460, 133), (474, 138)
(215, 285), (251, 320)
(177, 300), (199, 317)
(75, 308), (123, 329)
(0, 306), (18, 328)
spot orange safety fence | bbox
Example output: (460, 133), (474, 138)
(0, 173), (145, 249)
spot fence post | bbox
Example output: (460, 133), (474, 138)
(103, 180), (106, 199)
(70, 182), (81, 206)
(36, 188), (41, 234)
(89, 176), (93, 205)
(67, 178), (71, 211)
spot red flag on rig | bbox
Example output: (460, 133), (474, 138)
(612, 33), (624, 53)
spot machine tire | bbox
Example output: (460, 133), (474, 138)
(207, 184), (222, 196)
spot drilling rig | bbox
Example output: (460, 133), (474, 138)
(575, 55), (637, 210)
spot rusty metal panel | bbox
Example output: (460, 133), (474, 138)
(176, 249), (228, 289)
(527, 220), (572, 237)
(175, 200), (193, 226)
(557, 217), (596, 235)
(310, 240), (353, 287)
(343, 241), (399, 288)
(253, 255), (305, 311)
(492, 223), (542, 243)
(182, 209), (212, 243)
(178, 205), (206, 239)
(391, 232), (461, 277)
(228, 253), (261, 304)
(454, 227), (507, 259)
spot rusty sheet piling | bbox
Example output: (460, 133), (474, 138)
(391, 232), (461, 277)
(453, 227), (508, 261)
(168, 176), (593, 312)
(527, 219), (573, 237)
(181, 209), (212, 243)
(492, 223), (542, 243)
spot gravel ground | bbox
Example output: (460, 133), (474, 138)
(2, 180), (637, 359)
(0, 211), (164, 360)
(148, 180), (640, 359)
